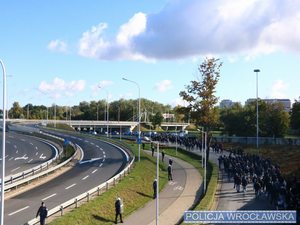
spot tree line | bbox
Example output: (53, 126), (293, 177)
(4, 57), (300, 137)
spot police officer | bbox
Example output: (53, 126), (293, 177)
(153, 179), (157, 199)
(115, 197), (123, 224)
(36, 201), (48, 225)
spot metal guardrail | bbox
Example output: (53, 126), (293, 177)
(4, 132), (76, 191)
(25, 153), (135, 225)
(3, 137), (60, 187)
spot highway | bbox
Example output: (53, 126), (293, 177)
(2, 132), (57, 178)
(4, 130), (129, 225)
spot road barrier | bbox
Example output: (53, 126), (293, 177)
(24, 143), (135, 225)
(4, 132), (76, 191)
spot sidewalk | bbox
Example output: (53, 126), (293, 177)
(166, 143), (274, 211)
(123, 151), (202, 225)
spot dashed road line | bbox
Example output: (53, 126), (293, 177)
(65, 183), (76, 190)
(92, 169), (98, 174)
(82, 175), (89, 180)
(11, 167), (20, 172)
(28, 159), (33, 163)
(9, 157), (14, 161)
(42, 193), (57, 201)
(8, 206), (30, 216)
(35, 152), (38, 156)
(99, 163), (103, 167)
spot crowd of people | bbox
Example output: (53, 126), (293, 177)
(149, 132), (299, 212)
(218, 149), (299, 211)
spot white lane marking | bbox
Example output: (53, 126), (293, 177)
(35, 146), (38, 150)
(16, 150), (18, 154)
(39, 153), (46, 160)
(5, 155), (8, 158)
(14, 145), (17, 149)
(99, 163), (103, 167)
(103, 154), (106, 158)
(28, 159), (33, 163)
(174, 186), (184, 191)
(15, 154), (28, 160)
(21, 139), (25, 142)
(65, 183), (76, 190)
(9, 157), (14, 161)
(82, 175), (89, 180)
(100, 148), (103, 151)
(30, 143), (33, 145)
(102, 158), (106, 162)
(91, 142), (95, 145)
(11, 167), (20, 172)
(8, 206), (30, 216)
(92, 169), (98, 174)
(42, 193), (57, 201)
(79, 158), (102, 164)
(6, 141), (11, 144)
(96, 145), (100, 148)
(76, 144), (84, 162)
(35, 152), (39, 156)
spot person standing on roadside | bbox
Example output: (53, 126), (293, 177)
(161, 150), (165, 162)
(36, 202), (48, 225)
(115, 197), (124, 223)
(168, 163), (173, 181)
(153, 179), (157, 199)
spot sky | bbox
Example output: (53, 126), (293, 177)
(1, 0), (300, 109)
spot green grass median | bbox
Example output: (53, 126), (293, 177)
(49, 141), (167, 225)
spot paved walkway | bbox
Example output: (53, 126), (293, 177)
(123, 151), (202, 225)
(166, 143), (274, 211)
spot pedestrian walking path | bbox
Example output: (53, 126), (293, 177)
(166, 143), (274, 211)
(123, 151), (202, 225)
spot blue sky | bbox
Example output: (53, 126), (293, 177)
(1, 0), (299, 108)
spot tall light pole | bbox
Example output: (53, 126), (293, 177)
(0, 59), (7, 225)
(254, 69), (260, 149)
(98, 86), (109, 138)
(198, 128), (207, 194)
(156, 142), (159, 225)
(122, 77), (141, 162)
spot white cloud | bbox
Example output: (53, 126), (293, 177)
(76, 0), (300, 61)
(270, 80), (289, 98)
(154, 80), (173, 92)
(172, 98), (188, 107)
(38, 77), (86, 98)
(47, 39), (68, 53)
(78, 13), (147, 61)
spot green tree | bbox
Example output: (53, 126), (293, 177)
(150, 112), (164, 129)
(10, 101), (24, 118)
(179, 58), (222, 131)
(290, 99), (300, 134)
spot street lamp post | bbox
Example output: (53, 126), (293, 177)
(198, 128), (207, 194)
(0, 59), (7, 225)
(156, 142), (159, 225)
(254, 69), (260, 149)
(99, 86), (109, 138)
(122, 77), (141, 162)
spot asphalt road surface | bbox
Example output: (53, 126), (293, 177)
(4, 130), (129, 225)
(1, 132), (57, 178)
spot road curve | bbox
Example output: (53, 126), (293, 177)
(4, 130), (129, 225)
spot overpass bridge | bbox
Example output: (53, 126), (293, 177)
(7, 119), (190, 132)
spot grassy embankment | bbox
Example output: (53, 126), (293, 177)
(49, 141), (168, 225)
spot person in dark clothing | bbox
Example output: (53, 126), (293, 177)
(36, 202), (48, 225)
(168, 164), (173, 181)
(153, 179), (157, 199)
(115, 197), (123, 224)
(161, 150), (165, 162)
(169, 158), (173, 166)
(151, 145), (155, 157)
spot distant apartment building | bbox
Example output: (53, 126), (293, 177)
(245, 98), (291, 112)
(220, 99), (239, 108)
